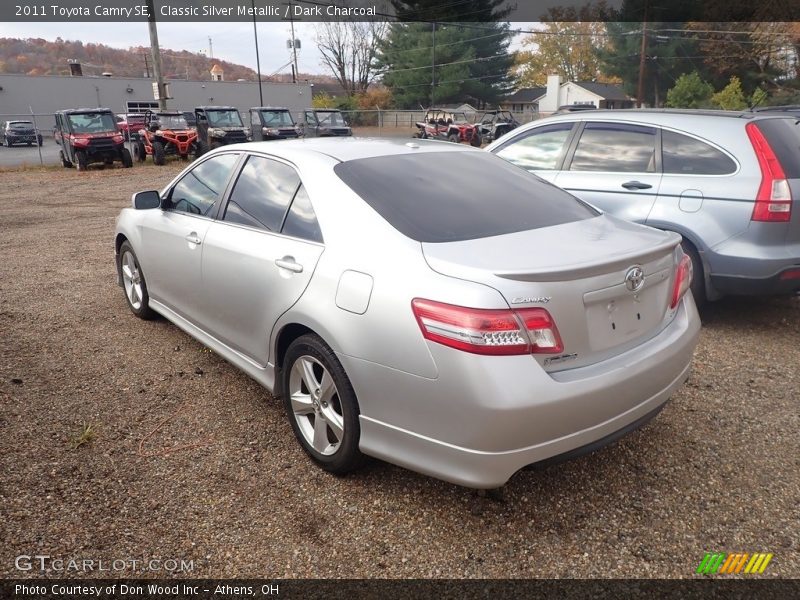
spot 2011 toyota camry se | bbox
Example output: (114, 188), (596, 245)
(114, 138), (701, 488)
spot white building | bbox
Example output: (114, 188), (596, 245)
(502, 75), (634, 115)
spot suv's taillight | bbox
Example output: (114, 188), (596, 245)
(411, 299), (563, 355)
(746, 122), (792, 222)
(670, 254), (693, 310)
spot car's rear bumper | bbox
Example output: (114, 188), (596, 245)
(344, 296), (700, 488)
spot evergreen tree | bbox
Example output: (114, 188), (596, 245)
(375, 1), (515, 108)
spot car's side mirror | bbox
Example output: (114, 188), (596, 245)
(132, 190), (161, 210)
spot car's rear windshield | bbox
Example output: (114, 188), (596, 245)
(334, 151), (599, 243)
(756, 118), (800, 179)
(10, 122), (33, 128)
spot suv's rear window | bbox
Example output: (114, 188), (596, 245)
(756, 118), (800, 179)
(334, 151), (598, 243)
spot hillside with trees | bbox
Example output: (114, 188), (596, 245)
(1, 37), (254, 81)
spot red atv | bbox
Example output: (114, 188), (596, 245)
(415, 108), (481, 146)
(134, 110), (198, 165)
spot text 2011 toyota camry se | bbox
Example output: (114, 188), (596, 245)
(114, 138), (700, 488)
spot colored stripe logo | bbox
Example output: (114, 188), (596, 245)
(697, 552), (773, 574)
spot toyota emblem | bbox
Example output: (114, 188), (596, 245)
(624, 266), (645, 292)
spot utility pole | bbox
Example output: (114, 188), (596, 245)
(252, 0), (263, 106)
(146, 0), (167, 110)
(289, 3), (299, 83)
(636, 6), (648, 108)
(208, 37), (214, 59)
(430, 22), (436, 108)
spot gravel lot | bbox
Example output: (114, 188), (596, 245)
(0, 163), (798, 579)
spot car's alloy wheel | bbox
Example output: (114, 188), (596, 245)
(282, 335), (364, 474)
(119, 242), (154, 319)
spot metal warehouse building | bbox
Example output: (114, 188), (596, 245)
(0, 73), (313, 131)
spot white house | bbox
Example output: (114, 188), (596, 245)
(502, 75), (634, 115)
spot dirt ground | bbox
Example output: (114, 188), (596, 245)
(0, 163), (798, 579)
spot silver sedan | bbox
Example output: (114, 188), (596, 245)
(115, 138), (700, 488)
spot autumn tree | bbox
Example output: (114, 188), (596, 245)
(710, 76), (748, 110)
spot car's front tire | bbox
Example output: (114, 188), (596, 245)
(121, 147), (133, 168)
(118, 241), (155, 320)
(152, 141), (166, 166)
(75, 150), (88, 171)
(282, 334), (365, 475)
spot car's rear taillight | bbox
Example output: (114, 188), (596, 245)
(670, 254), (693, 310)
(411, 299), (563, 355)
(746, 122), (792, 222)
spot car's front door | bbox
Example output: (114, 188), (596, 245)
(491, 121), (577, 183)
(138, 152), (241, 322)
(199, 154), (325, 364)
(554, 121), (662, 222)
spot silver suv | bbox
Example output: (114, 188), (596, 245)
(487, 109), (800, 303)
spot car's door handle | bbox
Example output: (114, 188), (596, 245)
(185, 233), (202, 245)
(621, 180), (653, 190)
(275, 257), (303, 273)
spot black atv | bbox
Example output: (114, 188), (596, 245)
(474, 110), (520, 143)
(194, 106), (250, 155)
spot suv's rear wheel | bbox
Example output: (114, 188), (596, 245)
(282, 334), (365, 475)
(681, 241), (706, 308)
(152, 141), (166, 166)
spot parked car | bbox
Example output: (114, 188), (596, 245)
(415, 108), (481, 146)
(487, 109), (800, 304)
(116, 113), (146, 141)
(2, 120), (43, 147)
(114, 138), (700, 488)
(474, 110), (520, 143)
(250, 107), (301, 141)
(182, 111), (197, 128)
(133, 110), (198, 165)
(194, 106), (250, 154)
(298, 108), (352, 137)
(54, 108), (132, 171)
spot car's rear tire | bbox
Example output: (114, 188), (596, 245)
(134, 141), (146, 162)
(447, 132), (460, 144)
(118, 242), (155, 320)
(121, 147), (133, 168)
(470, 133), (482, 147)
(681, 241), (706, 308)
(75, 150), (88, 171)
(152, 141), (166, 166)
(282, 334), (365, 475)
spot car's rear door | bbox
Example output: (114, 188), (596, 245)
(139, 152), (241, 322)
(199, 153), (324, 364)
(554, 121), (662, 222)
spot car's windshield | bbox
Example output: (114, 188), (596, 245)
(67, 113), (117, 133)
(453, 112), (468, 122)
(260, 110), (294, 127)
(154, 114), (189, 129)
(206, 110), (243, 127)
(316, 111), (347, 126)
(9, 122), (34, 129)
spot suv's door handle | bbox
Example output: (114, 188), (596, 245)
(185, 233), (202, 245)
(275, 257), (303, 273)
(622, 180), (652, 190)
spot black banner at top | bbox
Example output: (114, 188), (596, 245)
(3, 0), (800, 22)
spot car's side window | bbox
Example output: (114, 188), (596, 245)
(281, 184), (323, 243)
(223, 155), (301, 232)
(569, 122), (657, 173)
(662, 130), (736, 175)
(495, 123), (574, 171)
(166, 153), (239, 217)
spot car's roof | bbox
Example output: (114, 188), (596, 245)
(538, 108), (773, 123)
(252, 106), (290, 111)
(58, 108), (114, 115)
(196, 106), (237, 110)
(227, 137), (481, 163)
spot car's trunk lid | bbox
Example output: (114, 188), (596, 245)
(422, 215), (682, 372)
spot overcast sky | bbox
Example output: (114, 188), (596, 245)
(0, 21), (532, 79)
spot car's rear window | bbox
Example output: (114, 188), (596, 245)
(756, 118), (800, 179)
(334, 151), (598, 243)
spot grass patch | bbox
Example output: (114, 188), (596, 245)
(70, 423), (96, 449)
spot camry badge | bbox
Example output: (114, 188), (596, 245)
(624, 266), (645, 292)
